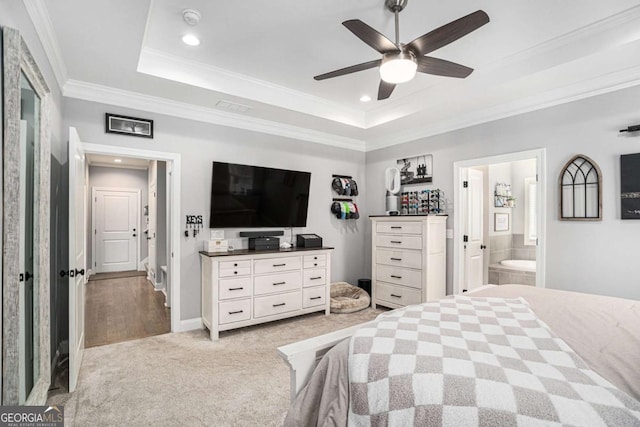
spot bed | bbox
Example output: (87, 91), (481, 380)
(277, 285), (640, 426)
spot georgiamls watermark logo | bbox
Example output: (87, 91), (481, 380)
(0, 406), (64, 427)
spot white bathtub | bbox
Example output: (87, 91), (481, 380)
(500, 259), (536, 272)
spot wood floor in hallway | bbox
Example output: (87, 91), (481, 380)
(85, 273), (170, 348)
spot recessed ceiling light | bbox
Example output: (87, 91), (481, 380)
(182, 34), (200, 46)
(360, 95), (372, 103)
(114, 159), (122, 163)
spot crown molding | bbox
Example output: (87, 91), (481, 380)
(23, 0), (68, 90)
(366, 64), (640, 151)
(137, 47), (367, 129)
(63, 79), (367, 152)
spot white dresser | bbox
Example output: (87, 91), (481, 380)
(370, 216), (447, 309)
(200, 247), (333, 340)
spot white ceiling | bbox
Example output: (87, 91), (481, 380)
(39, 0), (640, 150)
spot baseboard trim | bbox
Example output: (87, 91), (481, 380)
(178, 317), (202, 332)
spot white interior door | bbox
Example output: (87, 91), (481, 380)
(464, 168), (484, 292)
(148, 162), (157, 284)
(94, 189), (138, 273)
(69, 127), (86, 392)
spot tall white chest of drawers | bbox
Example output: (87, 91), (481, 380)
(200, 247), (333, 340)
(371, 216), (447, 309)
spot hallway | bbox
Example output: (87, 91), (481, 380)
(85, 272), (170, 348)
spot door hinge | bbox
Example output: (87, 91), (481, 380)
(95, 261), (97, 267)
(95, 197), (97, 202)
(463, 235), (469, 242)
(463, 181), (468, 188)
(536, 238), (539, 246)
(171, 252), (174, 258)
(94, 229), (97, 235)
(536, 174), (539, 182)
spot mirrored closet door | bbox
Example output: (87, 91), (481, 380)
(2, 26), (51, 405)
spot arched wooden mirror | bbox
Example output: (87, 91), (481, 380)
(2, 26), (51, 405)
(559, 155), (602, 221)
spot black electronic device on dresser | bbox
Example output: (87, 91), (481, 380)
(249, 237), (280, 251)
(296, 233), (323, 248)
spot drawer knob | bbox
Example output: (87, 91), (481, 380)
(390, 275), (402, 279)
(234, 263), (238, 267)
(273, 263), (286, 267)
(234, 271), (238, 275)
(310, 276), (322, 280)
(390, 226), (402, 229)
(310, 296), (322, 300)
(390, 241), (402, 244)
(229, 287), (243, 291)
(229, 310), (244, 315)
(314, 263), (318, 266)
(314, 256), (318, 260)
(390, 257), (402, 261)
(390, 294), (402, 298)
(273, 303), (286, 307)
(273, 281), (286, 286)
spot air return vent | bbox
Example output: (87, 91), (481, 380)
(215, 100), (252, 113)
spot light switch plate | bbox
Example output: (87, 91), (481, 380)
(446, 229), (454, 239)
(210, 229), (224, 240)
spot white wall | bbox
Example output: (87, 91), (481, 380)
(511, 159), (537, 234)
(366, 85), (640, 300)
(88, 165), (149, 268)
(63, 98), (368, 320)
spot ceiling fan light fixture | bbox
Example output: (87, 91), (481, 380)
(380, 52), (417, 84)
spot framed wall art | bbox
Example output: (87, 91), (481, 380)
(105, 113), (154, 138)
(397, 154), (433, 185)
(494, 212), (510, 232)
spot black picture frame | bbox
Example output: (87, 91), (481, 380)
(105, 113), (154, 138)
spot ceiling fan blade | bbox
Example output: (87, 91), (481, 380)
(314, 59), (381, 81)
(407, 10), (489, 56)
(378, 80), (396, 100)
(343, 19), (399, 54)
(417, 56), (473, 78)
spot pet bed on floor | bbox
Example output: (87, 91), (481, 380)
(330, 282), (370, 314)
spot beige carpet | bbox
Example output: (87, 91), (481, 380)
(48, 308), (385, 426)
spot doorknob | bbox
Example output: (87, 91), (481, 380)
(133, 233), (137, 237)
(19, 272), (32, 282)
(75, 268), (85, 276)
(60, 270), (70, 277)
(480, 244), (486, 250)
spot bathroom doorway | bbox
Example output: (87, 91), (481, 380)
(453, 149), (547, 294)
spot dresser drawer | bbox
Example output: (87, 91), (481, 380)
(376, 265), (422, 289)
(219, 299), (251, 325)
(375, 235), (422, 250)
(219, 277), (252, 300)
(303, 287), (326, 308)
(376, 282), (421, 307)
(254, 271), (301, 295)
(376, 249), (422, 269)
(254, 256), (301, 274)
(303, 268), (326, 287)
(303, 254), (326, 269)
(219, 259), (251, 278)
(376, 221), (422, 235)
(254, 291), (302, 318)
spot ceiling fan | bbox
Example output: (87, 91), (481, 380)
(314, 0), (490, 100)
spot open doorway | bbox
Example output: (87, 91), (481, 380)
(453, 149), (547, 295)
(84, 155), (171, 348)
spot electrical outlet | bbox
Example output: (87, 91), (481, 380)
(210, 230), (224, 240)
(446, 229), (454, 239)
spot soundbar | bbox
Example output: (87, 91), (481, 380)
(239, 230), (284, 238)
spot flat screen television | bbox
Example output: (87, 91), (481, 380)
(210, 161), (311, 228)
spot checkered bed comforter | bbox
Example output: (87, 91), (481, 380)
(347, 296), (640, 426)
